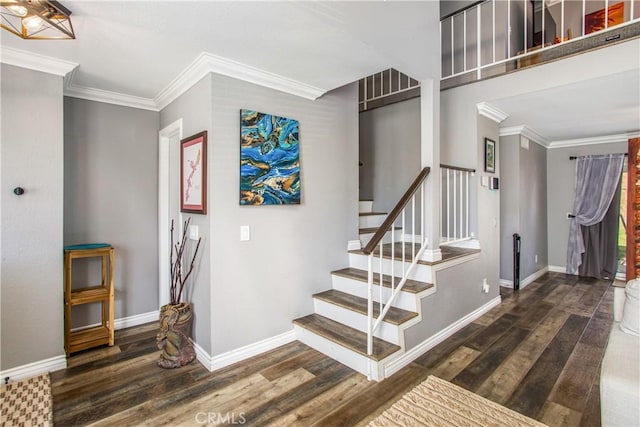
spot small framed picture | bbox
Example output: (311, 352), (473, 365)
(484, 137), (496, 173)
(180, 131), (207, 214)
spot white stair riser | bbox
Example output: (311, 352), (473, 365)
(331, 275), (419, 312)
(313, 299), (401, 345)
(359, 214), (386, 229)
(359, 229), (402, 246)
(348, 253), (434, 283)
(359, 201), (373, 213)
(294, 324), (384, 380)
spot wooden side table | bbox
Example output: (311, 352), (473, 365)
(63, 243), (115, 356)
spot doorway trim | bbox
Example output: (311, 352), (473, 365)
(158, 119), (183, 307)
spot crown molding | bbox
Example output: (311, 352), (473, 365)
(0, 46), (77, 76)
(155, 52), (327, 111)
(499, 125), (550, 147)
(64, 83), (159, 111)
(477, 102), (509, 124)
(548, 132), (635, 149)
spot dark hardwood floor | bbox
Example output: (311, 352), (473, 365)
(51, 272), (613, 426)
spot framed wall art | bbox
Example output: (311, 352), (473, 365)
(240, 109), (300, 205)
(484, 137), (496, 173)
(180, 131), (207, 214)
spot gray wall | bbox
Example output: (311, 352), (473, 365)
(1, 64), (65, 370)
(160, 75), (214, 354)
(499, 135), (548, 282)
(64, 98), (160, 327)
(406, 113), (501, 349)
(208, 75), (359, 356)
(500, 134), (521, 280)
(547, 141), (628, 268)
(359, 97), (421, 212)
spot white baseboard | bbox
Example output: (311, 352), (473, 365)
(196, 329), (297, 372)
(500, 266), (549, 289)
(0, 355), (67, 382)
(114, 310), (159, 330)
(384, 295), (501, 378)
(7, 310), (160, 381)
(548, 265), (566, 273)
(71, 310), (159, 333)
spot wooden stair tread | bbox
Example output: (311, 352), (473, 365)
(314, 289), (418, 325)
(293, 314), (400, 361)
(359, 212), (387, 217)
(331, 267), (433, 294)
(349, 242), (480, 265)
(359, 226), (401, 234)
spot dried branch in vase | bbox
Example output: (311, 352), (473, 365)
(169, 217), (202, 305)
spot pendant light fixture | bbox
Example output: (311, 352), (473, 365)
(1, 0), (75, 39)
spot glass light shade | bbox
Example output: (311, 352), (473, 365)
(22, 14), (43, 31)
(8, 5), (27, 16)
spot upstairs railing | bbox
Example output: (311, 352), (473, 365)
(441, 164), (475, 244)
(441, 0), (640, 83)
(362, 167), (430, 362)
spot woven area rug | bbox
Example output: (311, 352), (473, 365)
(369, 375), (548, 427)
(0, 373), (52, 427)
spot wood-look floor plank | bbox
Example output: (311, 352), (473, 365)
(85, 342), (310, 426)
(505, 314), (590, 418)
(578, 383), (601, 427)
(463, 313), (520, 352)
(475, 308), (571, 404)
(515, 301), (554, 330)
(452, 326), (531, 391)
(412, 323), (484, 368)
(548, 343), (604, 412)
(242, 362), (357, 425)
(539, 401), (583, 427)
(260, 347), (326, 381)
(267, 374), (370, 427)
(312, 363), (425, 427)
(430, 346), (480, 381)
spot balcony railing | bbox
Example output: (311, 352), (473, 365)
(441, 0), (640, 84)
(441, 164), (475, 244)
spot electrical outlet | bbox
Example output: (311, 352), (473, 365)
(535, 254), (538, 263)
(482, 278), (490, 293)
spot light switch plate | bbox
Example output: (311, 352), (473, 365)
(240, 225), (250, 241)
(188, 225), (199, 240)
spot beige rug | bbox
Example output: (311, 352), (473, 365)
(369, 375), (548, 427)
(0, 373), (52, 427)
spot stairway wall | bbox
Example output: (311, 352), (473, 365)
(359, 97), (421, 212)
(208, 75), (359, 356)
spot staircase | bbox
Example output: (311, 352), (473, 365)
(293, 197), (438, 381)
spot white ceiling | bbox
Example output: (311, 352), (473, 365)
(0, 1), (441, 101)
(1, 1), (638, 143)
(493, 69), (640, 143)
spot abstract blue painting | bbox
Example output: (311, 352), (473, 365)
(240, 109), (300, 205)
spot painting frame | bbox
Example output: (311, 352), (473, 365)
(484, 137), (496, 173)
(180, 131), (207, 215)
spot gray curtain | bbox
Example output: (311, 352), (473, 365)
(578, 179), (621, 279)
(566, 154), (625, 275)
